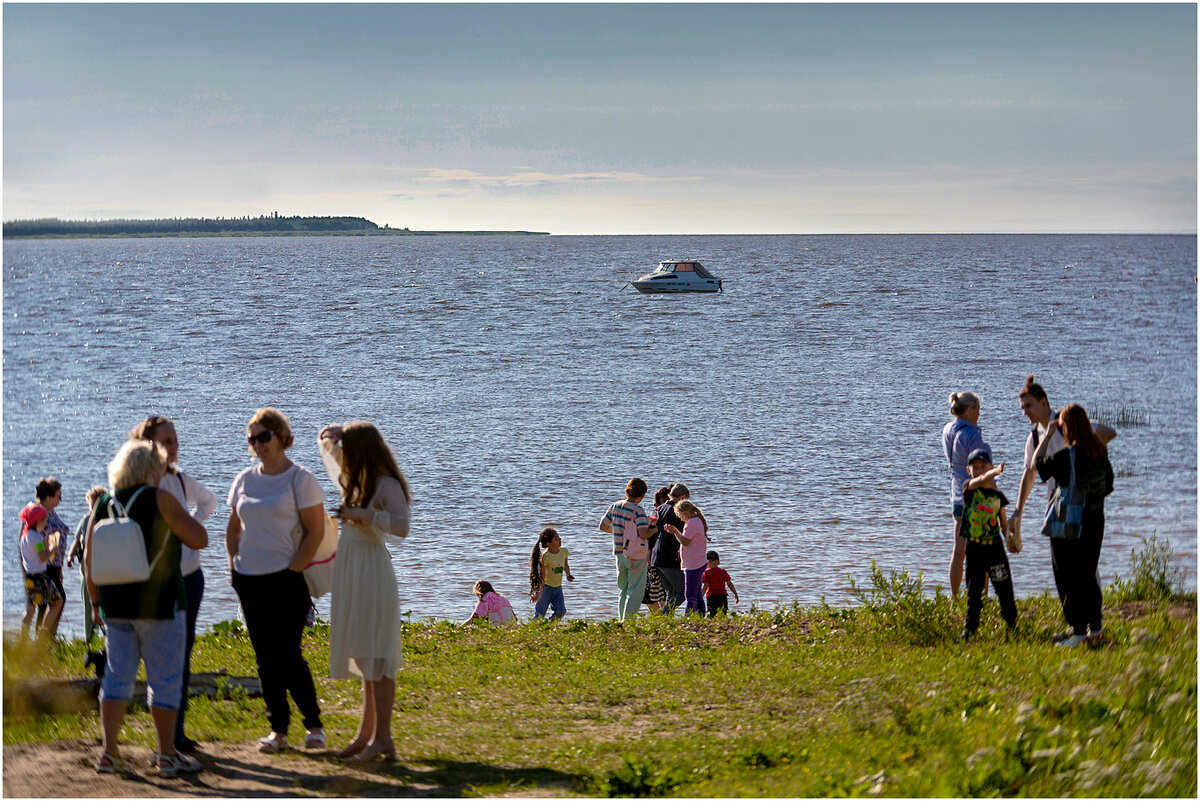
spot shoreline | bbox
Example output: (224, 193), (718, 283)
(3, 594), (1195, 797)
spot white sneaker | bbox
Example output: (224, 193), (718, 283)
(258, 732), (288, 753)
(1056, 634), (1087, 648)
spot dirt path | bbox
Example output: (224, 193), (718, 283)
(2, 740), (449, 798)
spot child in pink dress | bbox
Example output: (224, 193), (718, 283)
(461, 581), (517, 626)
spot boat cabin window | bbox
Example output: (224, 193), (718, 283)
(655, 261), (714, 277)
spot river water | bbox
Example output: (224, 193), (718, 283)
(3, 234), (1195, 638)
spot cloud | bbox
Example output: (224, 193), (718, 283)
(417, 168), (702, 188)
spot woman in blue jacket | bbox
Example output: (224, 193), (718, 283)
(941, 391), (984, 598)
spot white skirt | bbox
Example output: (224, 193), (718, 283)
(328, 524), (403, 681)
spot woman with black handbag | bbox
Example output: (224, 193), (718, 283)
(1033, 403), (1114, 648)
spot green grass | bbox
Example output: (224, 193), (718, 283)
(4, 588), (1195, 797)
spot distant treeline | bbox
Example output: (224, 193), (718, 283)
(4, 215), (383, 237)
(3, 215), (548, 238)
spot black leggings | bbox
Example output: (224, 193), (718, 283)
(232, 568), (321, 734)
(1051, 531), (1104, 636)
(175, 569), (204, 743)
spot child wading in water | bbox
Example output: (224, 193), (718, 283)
(462, 581), (517, 626)
(958, 447), (1018, 641)
(529, 527), (574, 620)
(701, 550), (739, 617)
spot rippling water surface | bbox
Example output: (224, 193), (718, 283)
(3, 234), (1195, 638)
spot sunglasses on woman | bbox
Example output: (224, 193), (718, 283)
(247, 430), (275, 445)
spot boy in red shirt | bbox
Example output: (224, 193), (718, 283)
(701, 551), (739, 617)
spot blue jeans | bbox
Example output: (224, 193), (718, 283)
(534, 584), (566, 620)
(615, 555), (648, 621)
(100, 609), (186, 709)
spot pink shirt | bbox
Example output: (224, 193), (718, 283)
(679, 517), (708, 570)
(473, 591), (517, 625)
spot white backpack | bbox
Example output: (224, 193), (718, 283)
(90, 487), (165, 586)
(623, 514), (648, 561)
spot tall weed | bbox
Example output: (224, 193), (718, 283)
(1108, 532), (1183, 603)
(847, 561), (956, 645)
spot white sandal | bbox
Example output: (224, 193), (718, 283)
(305, 728), (327, 750)
(258, 732), (288, 753)
(155, 752), (202, 775)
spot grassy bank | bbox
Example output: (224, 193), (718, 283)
(4, 571), (1194, 797)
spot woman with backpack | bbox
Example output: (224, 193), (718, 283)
(1032, 403), (1114, 648)
(84, 439), (208, 775)
(598, 478), (656, 621)
(226, 407), (327, 753)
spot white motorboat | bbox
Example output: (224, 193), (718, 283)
(630, 260), (723, 293)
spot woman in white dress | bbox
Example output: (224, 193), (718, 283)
(318, 421), (411, 762)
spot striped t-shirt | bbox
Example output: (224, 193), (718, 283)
(602, 500), (649, 555)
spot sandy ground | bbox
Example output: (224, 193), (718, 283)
(2, 740), (450, 798)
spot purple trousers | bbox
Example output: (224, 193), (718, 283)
(683, 565), (707, 615)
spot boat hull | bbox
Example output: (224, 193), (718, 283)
(631, 279), (721, 294)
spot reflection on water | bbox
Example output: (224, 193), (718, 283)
(3, 234), (1195, 639)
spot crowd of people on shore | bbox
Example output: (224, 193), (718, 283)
(941, 376), (1116, 646)
(17, 405), (735, 779)
(13, 373), (1118, 778)
(18, 410), (412, 774)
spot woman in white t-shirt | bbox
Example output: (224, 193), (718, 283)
(226, 408), (326, 753)
(131, 415), (217, 754)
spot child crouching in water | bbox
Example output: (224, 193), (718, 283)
(462, 581), (517, 626)
(958, 447), (1018, 641)
(529, 527), (574, 620)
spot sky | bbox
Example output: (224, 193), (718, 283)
(3, 3), (1196, 234)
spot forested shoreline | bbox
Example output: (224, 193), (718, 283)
(2, 215), (548, 238)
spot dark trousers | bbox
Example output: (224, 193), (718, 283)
(656, 567), (685, 612)
(232, 568), (322, 734)
(1051, 531), (1104, 636)
(964, 540), (1017, 634)
(175, 569), (204, 744)
(706, 593), (728, 617)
